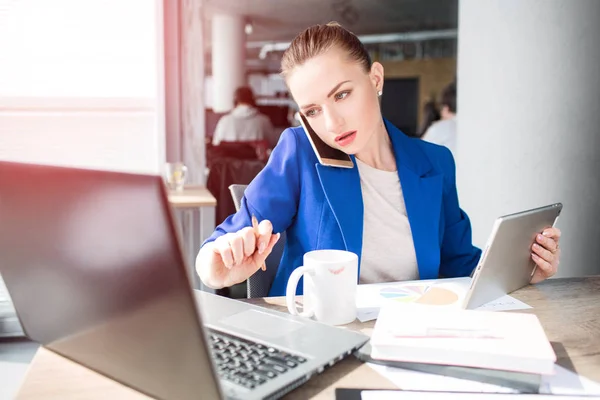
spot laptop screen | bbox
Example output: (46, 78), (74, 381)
(0, 161), (221, 400)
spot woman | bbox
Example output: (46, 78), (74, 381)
(196, 22), (561, 296)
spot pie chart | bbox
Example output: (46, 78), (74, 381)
(379, 284), (459, 306)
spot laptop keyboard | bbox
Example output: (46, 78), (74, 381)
(208, 330), (307, 389)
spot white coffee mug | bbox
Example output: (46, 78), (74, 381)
(286, 250), (358, 326)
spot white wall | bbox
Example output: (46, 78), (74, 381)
(456, 0), (600, 277)
(0, 0), (165, 174)
(211, 13), (245, 113)
(181, 0), (207, 185)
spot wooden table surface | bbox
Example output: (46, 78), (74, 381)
(16, 276), (600, 399)
(167, 185), (217, 208)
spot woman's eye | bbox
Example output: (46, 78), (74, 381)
(335, 91), (350, 100)
(305, 109), (318, 117)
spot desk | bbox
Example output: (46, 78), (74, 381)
(167, 186), (217, 290)
(15, 276), (600, 399)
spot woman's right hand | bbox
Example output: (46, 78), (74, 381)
(196, 219), (281, 289)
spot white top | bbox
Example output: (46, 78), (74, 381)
(212, 105), (273, 146)
(356, 158), (419, 284)
(422, 117), (457, 158)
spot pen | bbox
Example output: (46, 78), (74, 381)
(251, 215), (267, 271)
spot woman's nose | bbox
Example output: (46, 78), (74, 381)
(323, 107), (344, 134)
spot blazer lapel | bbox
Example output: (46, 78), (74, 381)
(397, 165), (443, 279)
(387, 120), (444, 280)
(315, 161), (364, 272)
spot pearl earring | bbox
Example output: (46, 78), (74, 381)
(377, 90), (382, 96)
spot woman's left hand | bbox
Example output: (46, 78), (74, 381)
(530, 227), (561, 283)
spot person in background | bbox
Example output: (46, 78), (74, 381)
(417, 99), (440, 138)
(211, 86), (274, 146)
(422, 82), (457, 157)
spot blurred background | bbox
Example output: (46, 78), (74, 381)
(202, 0), (458, 142)
(1, 0), (599, 280)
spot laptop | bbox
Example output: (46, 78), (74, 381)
(0, 276), (25, 338)
(0, 161), (368, 400)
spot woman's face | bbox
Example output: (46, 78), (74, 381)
(286, 46), (384, 155)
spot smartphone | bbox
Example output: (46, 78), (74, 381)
(298, 113), (354, 168)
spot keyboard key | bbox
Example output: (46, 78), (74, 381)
(248, 374), (267, 385)
(254, 348), (266, 356)
(268, 363), (287, 374)
(237, 365), (253, 375)
(239, 349), (250, 357)
(240, 344), (251, 352)
(239, 379), (256, 389)
(264, 355), (288, 365)
(256, 366), (278, 379)
(264, 356), (290, 372)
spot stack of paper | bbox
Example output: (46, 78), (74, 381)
(365, 363), (600, 397)
(370, 303), (556, 375)
(355, 341), (541, 393)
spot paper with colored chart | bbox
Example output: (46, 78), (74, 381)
(355, 277), (531, 322)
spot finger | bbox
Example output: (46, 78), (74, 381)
(535, 233), (558, 253)
(257, 220), (273, 255)
(542, 227), (561, 239)
(532, 242), (554, 263)
(268, 232), (281, 251)
(532, 252), (556, 277)
(214, 235), (234, 269)
(253, 233), (281, 266)
(240, 227), (256, 258)
(251, 214), (259, 231)
(228, 234), (244, 266)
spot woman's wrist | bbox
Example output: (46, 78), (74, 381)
(196, 243), (225, 289)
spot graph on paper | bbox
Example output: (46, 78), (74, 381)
(378, 284), (460, 306)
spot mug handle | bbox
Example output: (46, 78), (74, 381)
(286, 265), (314, 318)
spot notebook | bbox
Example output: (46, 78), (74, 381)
(370, 303), (556, 375)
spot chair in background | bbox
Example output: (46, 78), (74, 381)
(206, 158), (267, 225)
(228, 184), (286, 298)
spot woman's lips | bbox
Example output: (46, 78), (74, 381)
(335, 131), (357, 147)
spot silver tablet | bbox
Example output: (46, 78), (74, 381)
(463, 203), (563, 309)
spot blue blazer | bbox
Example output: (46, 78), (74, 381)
(203, 120), (481, 296)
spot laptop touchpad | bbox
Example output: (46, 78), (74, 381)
(220, 309), (304, 338)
